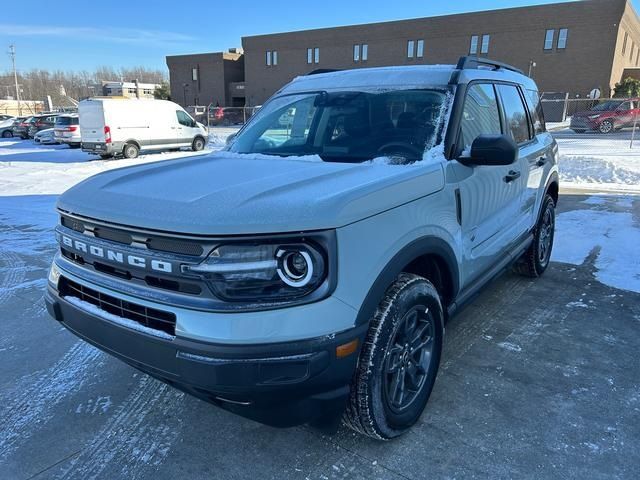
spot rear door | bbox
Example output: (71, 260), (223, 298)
(454, 83), (524, 283)
(79, 102), (106, 143)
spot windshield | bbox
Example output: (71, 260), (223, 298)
(229, 89), (449, 163)
(592, 100), (623, 111)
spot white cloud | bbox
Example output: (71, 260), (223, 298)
(0, 24), (195, 48)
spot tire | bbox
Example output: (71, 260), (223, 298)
(598, 120), (613, 134)
(123, 143), (139, 159)
(2, 130), (12, 138)
(343, 273), (443, 440)
(192, 136), (205, 151)
(514, 194), (556, 278)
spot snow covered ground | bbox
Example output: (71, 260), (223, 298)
(555, 131), (640, 193)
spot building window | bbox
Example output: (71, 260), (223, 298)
(192, 68), (198, 81)
(273, 51), (278, 65)
(544, 29), (554, 50)
(623, 32), (628, 55)
(417, 39), (424, 58)
(470, 35), (478, 54)
(307, 48), (313, 64)
(407, 40), (415, 58)
(632, 43), (636, 61)
(362, 44), (368, 61)
(481, 34), (490, 54)
(354, 44), (360, 62)
(557, 28), (568, 49)
(314, 47), (320, 63)
(266, 51), (272, 66)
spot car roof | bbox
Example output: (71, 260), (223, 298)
(280, 63), (537, 95)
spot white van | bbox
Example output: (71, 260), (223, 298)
(79, 98), (208, 159)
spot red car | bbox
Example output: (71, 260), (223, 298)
(570, 98), (640, 133)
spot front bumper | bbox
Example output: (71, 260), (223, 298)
(45, 282), (366, 428)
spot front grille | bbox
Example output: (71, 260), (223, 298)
(59, 277), (176, 336)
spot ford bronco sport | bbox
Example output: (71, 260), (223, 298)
(46, 57), (558, 440)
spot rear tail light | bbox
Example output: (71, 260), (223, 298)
(66, 126), (78, 132)
(104, 125), (111, 144)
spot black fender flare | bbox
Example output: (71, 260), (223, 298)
(354, 236), (460, 327)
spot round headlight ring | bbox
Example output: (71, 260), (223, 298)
(276, 249), (314, 287)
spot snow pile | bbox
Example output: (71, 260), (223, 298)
(207, 126), (239, 147)
(552, 196), (640, 293)
(556, 136), (640, 192)
(211, 150), (324, 163)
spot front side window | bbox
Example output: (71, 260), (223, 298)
(407, 40), (415, 58)
(176, 110), (195, 127)
(417, 39), (424, 58)
(557, 28), (568, 49)
(459, 83), (501, 151)
(481, 34), (490, 54)
(470, 35), (478, 54)
(354, 44), (360, 62)
(544, 29), (554, 50)
(497, 84), (531, 144)
(229, 88), (450, 164)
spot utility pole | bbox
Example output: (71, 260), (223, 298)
(8, 44), (21, 115)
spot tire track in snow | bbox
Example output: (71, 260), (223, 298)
(0, 342), (103, 460)
(58, 375), (185, 480)
(0, 249), (27, 305)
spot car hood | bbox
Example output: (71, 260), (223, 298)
(57, 152), (445, 235)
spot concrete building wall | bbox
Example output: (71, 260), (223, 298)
(166, 52), (243, 107)
(242, 0), (636, 105)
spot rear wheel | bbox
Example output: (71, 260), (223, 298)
(2, 130), (12, 138)
(514, 194), (555, 277)
(123, 143), (139, 159)
(192, 136), (205, 151)
(598, 120), (614, 134)
(343, 273), (443, 440)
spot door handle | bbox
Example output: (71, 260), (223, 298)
(504, 170), (521, 183)
(536, 156), (547, 167)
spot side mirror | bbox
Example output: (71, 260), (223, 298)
(461, 134), (518, 166)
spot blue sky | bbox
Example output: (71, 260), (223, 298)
(0, 0), (616, 73)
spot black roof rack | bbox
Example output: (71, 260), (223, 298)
(307, 68), (341, 76)
(455, 56), (524, 75)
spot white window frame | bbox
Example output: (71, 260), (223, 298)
(557, 28), (568, 49)
(481, 34), (490, 54)
(470, 35), (478, 54)
(544, 29), (554, 50)
(417, 39), (424, 58)
(407, 40), (415, 58)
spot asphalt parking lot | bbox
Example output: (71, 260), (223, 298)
(0, 192), (638, 480)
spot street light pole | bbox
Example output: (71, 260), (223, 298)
(528, 60), (537, 78)
(8, 44), (21, 115)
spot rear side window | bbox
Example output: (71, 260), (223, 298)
(497, 84), (531, 144)
(524, 90), (545, 134)
(459, 83), (502, 151)
(55, 116), (79, 126)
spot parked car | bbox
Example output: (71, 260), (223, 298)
(209, 107), (246, 126)
(28, 114), (59, 138)
(79, 98), (207, 159)
(186, 105), (207, 123)
(570, 98), (640, 133)
(34, 128), (58, 144)
(54, 114), (81, 148)
(0, 117), (16, 138)
(47, 56), (558, 439)
(0, 114), (15, 122)
(12, 116), (34, 139)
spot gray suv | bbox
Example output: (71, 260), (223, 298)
(46, 57), (558, 439)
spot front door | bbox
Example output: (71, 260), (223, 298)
(176, 110), (197, 145)
(453, 83), (526, 286)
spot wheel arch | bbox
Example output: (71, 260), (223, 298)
(123, 139), (141, 149)
(354, 236), (460, 327)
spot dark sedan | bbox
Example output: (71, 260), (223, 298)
(28, 114), (59, 138)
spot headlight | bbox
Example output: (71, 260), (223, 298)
(182, 241), (328, 303)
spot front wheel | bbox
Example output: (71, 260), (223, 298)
(598, 120), (614, 134)
(123, 143), (139, 159)
(2, 130), (12, 138)
(192, 136), (205, 151)
(514, 194), (555, 277)
(343, 273), (443, 440)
